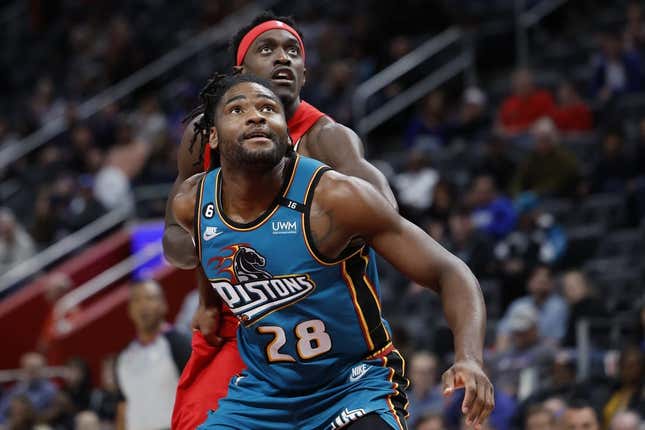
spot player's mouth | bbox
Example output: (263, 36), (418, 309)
(242, 129), (273, 144)
(271, 67), (295, 85)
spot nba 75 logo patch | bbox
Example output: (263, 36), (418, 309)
(206, 244), (315, 325)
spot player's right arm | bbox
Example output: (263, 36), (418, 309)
(163, 117), (204, 269)
(311, 172), (494, 429)
(172, 172), (223, 344)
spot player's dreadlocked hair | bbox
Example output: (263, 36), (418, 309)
(228, 11), (304, 66)
(184, 73), (281, 169)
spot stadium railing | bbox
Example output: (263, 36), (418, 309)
(352, 27), (475, 140)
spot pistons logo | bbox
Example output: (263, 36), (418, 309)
(207, 244), (316, 325)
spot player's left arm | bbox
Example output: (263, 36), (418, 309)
(320, 173), (494, 429)
(307, 121), (398, 209)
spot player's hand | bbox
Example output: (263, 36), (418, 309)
(191, 303), (223, 347)
(442, 358), (494, 429)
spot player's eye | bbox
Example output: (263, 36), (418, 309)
(287, 46), (299, 56)
(229, 106), (243, 114)
(260, 105), (275, 113)
(260, 46), (272, 54)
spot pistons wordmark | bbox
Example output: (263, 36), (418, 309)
(207, 244), (316, 325)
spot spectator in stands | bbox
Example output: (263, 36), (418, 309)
(426, 180), (455, 225)
(446, 208), (496, 278)
(93, 128), (149, 211)
(525, 404), (557, 430)
(495, 193), (567, 294)
(561, 400), (601, 430)
(609, 410), (642, 430)
(603, 345), (645, 427)
(590, 130), (632, 193)
(0, 352), (58, 424)
(406, 351), (443, 428)
(404, 91), (451, 150)
(549, 81), (593, 133)
(467, 174), (517, 239)
(40, 390), (75, 429)
(115, 280), (190, 430)
(624, 1), (645, 52)
(88, 356), (120, 425)
(513, 117), (581, 197)
(492, 302), (557, 397)
(591, 31), (642, 103)
(392, 150), (440, 224)
(562, 270), (607, 348)
(74, 410), (101, 430)
(415, 412), (446, 430)
(475, 136), (517, 192)
(497, 68), (555, 136)
(454, 86), (489, 140)
(61, 357), (92, 412)
(0, 208), (36, 274)
(497, 265), (568, 349)
(2, 395), (37, 430)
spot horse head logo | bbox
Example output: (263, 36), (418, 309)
(234, 246), (271, 282)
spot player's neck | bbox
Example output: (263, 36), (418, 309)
(284, 97), (301, 120)
(220, 157), (287, 222)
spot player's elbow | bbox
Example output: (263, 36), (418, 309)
(162, 229), (198, 269)
(438, 255), (479, 292)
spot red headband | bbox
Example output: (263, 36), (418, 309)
(236, 20), (305, 66)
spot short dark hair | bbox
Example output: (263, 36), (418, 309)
(184, 73), (278, 169)
(564, 398), (600, 421)
(229, 11), (304, 66)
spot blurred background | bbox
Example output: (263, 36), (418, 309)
(0, 0), (644, 429)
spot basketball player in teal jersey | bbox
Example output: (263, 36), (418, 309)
(173, 74), (494, 429)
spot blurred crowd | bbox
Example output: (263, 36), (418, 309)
(1, 0), (645, 429)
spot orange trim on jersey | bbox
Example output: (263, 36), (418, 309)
(381, 355), (407, 430)
(365, 342), (394, 359)
(214, 156), (300, 232)
(341, 261), (374, 351)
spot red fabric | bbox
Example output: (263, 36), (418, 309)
(286, 101), (326, 145)
(498, 90), (555, 133)
(202, 101), (325, 171)
(236, 20), (305, 66)
(171, 329), (244, 430)
(549, 103), (593, 132)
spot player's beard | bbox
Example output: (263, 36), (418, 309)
(223, 131), (290, 171)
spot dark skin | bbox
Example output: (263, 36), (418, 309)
(163, 27), (396, 342)
(173, 82), (494, 428)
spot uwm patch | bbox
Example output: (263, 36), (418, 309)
(207, 244), (315, 325)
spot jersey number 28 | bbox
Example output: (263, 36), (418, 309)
(257, 319), (332, 362)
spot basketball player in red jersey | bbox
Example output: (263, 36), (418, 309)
(164, 12), (397, 430)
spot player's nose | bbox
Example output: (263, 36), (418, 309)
(274, 48), (291, 65)
(246, 111), (266, 125)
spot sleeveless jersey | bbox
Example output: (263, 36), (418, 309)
(195, 154), (393, 392)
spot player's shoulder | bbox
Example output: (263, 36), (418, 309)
(315, 169), (373, 207)
(310, 117), (358, 142)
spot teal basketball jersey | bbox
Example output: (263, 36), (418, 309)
(195, 153), (394, 392)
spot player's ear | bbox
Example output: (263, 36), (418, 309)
(302, 67), (307, 87)
(208, 127), (218, 150)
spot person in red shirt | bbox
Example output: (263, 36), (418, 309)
(549, 81), (593, 133)
(164, 12), (397, 430)
(497, 68), (555, 136)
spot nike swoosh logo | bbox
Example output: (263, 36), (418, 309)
(349, 366), (369, 382)
(203, 229), (223, 241)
